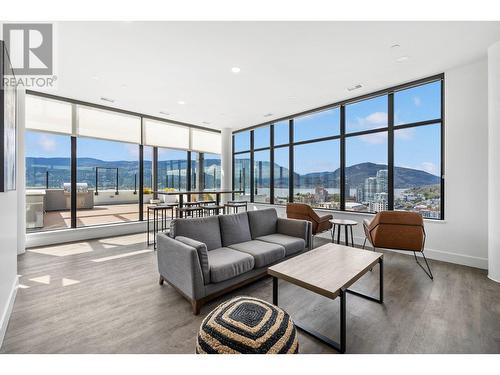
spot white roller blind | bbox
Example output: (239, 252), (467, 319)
(191, 129), (221, 154)
(26, 95), (72, 134)
(77, 106), (141, 144)
(143, 118), (190, 149)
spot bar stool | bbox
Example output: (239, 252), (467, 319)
(147, 205), (177, 250)
(224, 200), (248, 214)
(178, 206), (204, 218)
(202, 204), (225, 216)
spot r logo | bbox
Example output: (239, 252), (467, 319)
(3, 23), (53, 75)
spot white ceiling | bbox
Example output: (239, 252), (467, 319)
(45, 21), (500, 130)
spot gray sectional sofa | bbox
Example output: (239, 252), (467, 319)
(156, 208), (312, 314)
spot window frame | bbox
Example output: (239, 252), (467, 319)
(232, 74), (445, 220)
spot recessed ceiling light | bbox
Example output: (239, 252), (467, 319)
(396, 56), (409, 63)
(391, 44), (401, 49)
(347, 84), (363, 92)
(264, 113), (273, 117)
(100, 97), (115, 103)
(231, 67), (241, 73)
(159, 111), (170, 116)
(177, 100), (186, 105)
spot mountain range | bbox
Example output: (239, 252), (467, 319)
(26, 157), (439, 190)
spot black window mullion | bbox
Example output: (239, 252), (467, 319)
(340, 106), (346, 211)
(440, 78), (445, 220)
(232, 134), (235, 201)
(139, 144), (144, 221)
(289, 119), (294, 203)
(187, 151), (192, 202)
(388, 93), (395, 211)
(152, 147), (158, 199)
(270, 125), (275, 205)
(70, 136), (77, 228)
(250, 131), (255, 203)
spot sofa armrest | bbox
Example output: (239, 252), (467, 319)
(277, 217), (312, 249)
(175, 236), (210, 284)
(157, 233), (206, 300)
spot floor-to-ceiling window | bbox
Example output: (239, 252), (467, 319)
(25, 130), (72, 231)
(25, 95), (73, 232)
(232, 75), (444, 219)
(76, 137), (140, 226)
(233, 130), (251, 201)
(24, 92), (221, 233)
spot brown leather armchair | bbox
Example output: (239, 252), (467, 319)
(363, 211), (433, 279)
(286, 203), (333, 247)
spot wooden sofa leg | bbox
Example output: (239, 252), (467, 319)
(159, 275), (164, 285)
(192, 299), (202, 315)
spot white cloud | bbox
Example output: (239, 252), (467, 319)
(37, 134), (56, 152)
(350, 111), (387, 131)
(420, 162), (438, 175)
(413, 96), (422, 107)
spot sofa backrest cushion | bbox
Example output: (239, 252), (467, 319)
(170, 215), (222, 251)
(219, 212), (252, 247)
(247, 208), (278, 238)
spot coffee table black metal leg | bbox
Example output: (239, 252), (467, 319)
(273, 277), (278, 305)
(273, 276), (347, 353)
(379, 257), (384, 303)
(339, 288), (346, 354)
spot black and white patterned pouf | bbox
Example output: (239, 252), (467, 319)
(196, 296), (299, 354)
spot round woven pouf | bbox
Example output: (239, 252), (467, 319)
(196, 296), (299, 354)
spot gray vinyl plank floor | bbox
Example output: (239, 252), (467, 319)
(1, 233), (499, 354)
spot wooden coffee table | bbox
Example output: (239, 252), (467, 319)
(268, 243), (383, 353)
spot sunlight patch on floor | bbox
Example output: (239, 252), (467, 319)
(29, 275), (51, 285)
(91, 249), (152, 263)
(62, 278), (80, 287)
(29, 242), (94, 257)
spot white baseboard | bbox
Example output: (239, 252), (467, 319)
(0, 276), (18, 349)
(314, 233), (488, 270)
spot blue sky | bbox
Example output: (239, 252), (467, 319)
(27, 81), (441, 176)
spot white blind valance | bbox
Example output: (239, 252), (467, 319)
(143, 118), (190, 150)
(26, 95), (72, 134)
(190, 128), (221, 154)
(77, 106), (141, 144)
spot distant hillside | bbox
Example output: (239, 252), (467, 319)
(27, 157), (439, 190)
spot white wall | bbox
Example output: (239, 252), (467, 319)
(0, 91), (20, 347)
(252, 58), (490, 269)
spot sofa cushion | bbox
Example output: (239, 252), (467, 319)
(256, 233), (305, 256)
(247, 208), (278, 239)
(170, 216), (222, 251)
(208, 247), (255, 283)
(228, 240), (285, 268)
(175, 236), (210, 284)
(219, 212), (252, 247)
